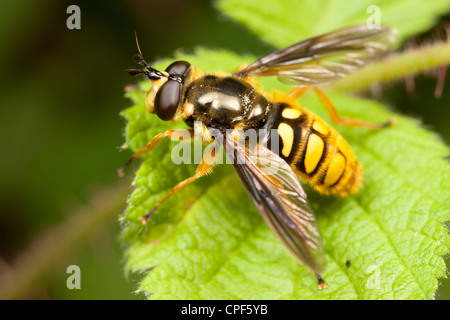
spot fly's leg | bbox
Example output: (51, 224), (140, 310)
(317, 274), (328, 290)
(312, 87), (395, 129)
(139, 145), (217, 224)
(288, 86), (394, 128)
(118, 129), (194, 177)
(286, 86), (310, 100)
(124, 84), (147, 94)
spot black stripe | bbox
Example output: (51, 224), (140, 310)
(264, 103), (287, 158)
(293, 116), (313, 174)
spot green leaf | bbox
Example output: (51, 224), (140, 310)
(120, 1), (450, 300)
(216, 0), (450, 47)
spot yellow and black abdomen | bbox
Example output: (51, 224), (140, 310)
(268, 102), (362, 196)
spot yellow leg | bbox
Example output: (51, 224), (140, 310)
(317, 274), (328, 290)
(139, 149), (217, 224)
(118, 129), (194, 177)
(313, 87), (394, 129)
(286, 86), (310, 100)
(124, 84), (146, 94)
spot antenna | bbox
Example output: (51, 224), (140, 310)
(128, 32), (169, 80)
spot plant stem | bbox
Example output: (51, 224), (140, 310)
(0, 181), (130, 300)
(332, 41), (450, 92)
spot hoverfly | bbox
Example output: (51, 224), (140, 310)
(120, 25), (397, 289)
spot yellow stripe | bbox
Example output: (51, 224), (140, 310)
(282, 108), (302, 119)
(278, 123), (294, 157)
(324, 152), (346, 186)
(312, 119), (329, 136)
(304, 133), (324, 173)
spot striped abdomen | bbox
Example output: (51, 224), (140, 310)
(269, 102), (362, 196)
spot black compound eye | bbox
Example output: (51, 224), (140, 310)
(154, 80), (182, 121)
(165, 61), (191, 77)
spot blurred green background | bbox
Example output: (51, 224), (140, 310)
(0, 0), (448, 299)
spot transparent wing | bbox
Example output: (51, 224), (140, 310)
(224, 135), (326, 275)
(235, 25), (397, 86)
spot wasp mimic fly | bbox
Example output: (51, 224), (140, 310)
(120, 25), (397, 289)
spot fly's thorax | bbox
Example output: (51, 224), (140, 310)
(182, 75), (269, 130)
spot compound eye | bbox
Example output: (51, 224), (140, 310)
(165, 61), (191, 77)
(154, 80), (181, 121)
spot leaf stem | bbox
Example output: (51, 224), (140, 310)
(332, 41), (450, 92)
